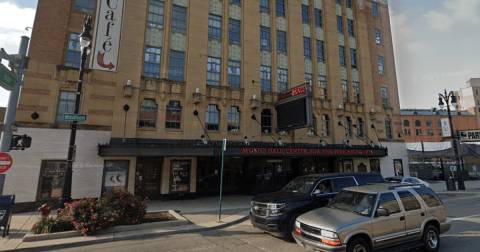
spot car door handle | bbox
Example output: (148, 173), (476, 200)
(421, 212), (425, 216)
(400, 216), (405, 221)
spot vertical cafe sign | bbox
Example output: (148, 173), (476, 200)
(90, 0), (125, 72)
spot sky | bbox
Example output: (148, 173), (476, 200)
(1, 0), (480, 109)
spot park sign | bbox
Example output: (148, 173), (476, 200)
(63, 113), (87, 122)
(459, 130), (480, 142)
(0, 64), (16, 91)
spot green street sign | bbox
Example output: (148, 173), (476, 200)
(63, 113), (88, 122)
(0, 64), (16, 91)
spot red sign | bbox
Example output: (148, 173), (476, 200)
(241, 148), (374, 156)
(278, 86), (307, 101)
(0, 153), (13, 174)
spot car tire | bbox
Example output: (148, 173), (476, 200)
(347, 238), (370, 252)
(285, 213), (300, 242)
(422, 225), (440, 252)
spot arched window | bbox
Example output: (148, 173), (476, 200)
(426, 120), (433, 127)
(403, 120), (410, 127)
(415, 120), (421, 127)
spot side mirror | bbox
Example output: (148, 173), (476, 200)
(376, 206), (389, 217)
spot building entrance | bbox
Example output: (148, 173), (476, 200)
(196, 157), (244, 196)
(135, 157), (162, 200)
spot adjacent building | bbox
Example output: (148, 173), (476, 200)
(455, 78), (480, 127)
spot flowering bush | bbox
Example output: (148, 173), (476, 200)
(37, 204), (52, 218)
(102, 190), (147, 226)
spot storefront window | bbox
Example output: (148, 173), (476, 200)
(170, 161), (191, 194)
(370, 159), (380, 173)
(38, 161), (66, 199)
(103, 161), (129, 194)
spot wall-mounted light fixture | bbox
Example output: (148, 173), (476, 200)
(201, 135), (208, 145)
(278, 137), (283, 146)
(193, 87), (202, 105)
(369, 108), (376, 119)
(31, 111), (39, 120)
(244, 136), (250, 145)
(250, 94), (260, 110)
(124, 80), (133, 98)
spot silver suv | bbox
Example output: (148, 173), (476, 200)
(293, 184), (450, 252)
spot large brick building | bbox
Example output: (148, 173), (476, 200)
(3, 0), (407, 209)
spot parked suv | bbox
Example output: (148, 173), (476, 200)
(293, 184), (450, 252)
(250, 173), (385, 240)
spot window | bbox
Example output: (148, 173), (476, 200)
(345, 117), (353, 138)
(276, 0), (285, 17)
(404, 129), (411, 136)
(308, 116), (317, 136)
(353, 81), (360, 103)
(278, 69), (288, 92)
(477, 90), (479, 95)
(277, 31), (287, 54)
(168, 51), (185, 81)
(372, 2), (379, 18)
(426, 120), (433, 127)
(381, 87), (388, 108)
(427, 129), (434, 136)
(403, 120), (410, 127)
(166, 101), (182, 129)
(337, 16), (343, 33)
(56, 91), (83, 124)
(261, 109), (273, 133)
(378, 55), (385, 74)
(316, 40), (325, 62)
(357, 118), (364, 137)
(348, 19), (354, 37)
(206, 105), (220, 131)
(260, 0), (269, 13)
(377, 193), (401, 214)
(397, 191), (421, 211)
(332, 177), (356, 192)
(336, 0), (341, 4)
(227, 107), (241, 132)
(416, 129), (423, 136)
(339, 46), (346, 66)
(318, 75), (327, 99)
(147, 0), (165, 29)
(228, 60), (241, 88)
(143, 46), (161, 78)
(208, 15), (222, 41)
(204, 60), (221, 88)
(438, 129), (442, 135)
(477, 100), (480, 106)
(260, 26), (271, 50)
(305, 73), (313, 82)
(315, 9), (322, 27)
(172, 5), (187, 34)
(322, 115), (330, 136)
(302, 5), (309, 24)
(230, 0), (241, 4)
(415, 120), (421, 127)
(261, 66), (272, 92)
(74, 0), (96, 13)
(375, 28), (382, 44)
(65, 33), (81, 68)
(413, 187), (443, 207)
(346, 0), (352, 8)
(342, 80), (349, 103)
(38, 161), (67, 199)
(103, 161), (129, 193)
(350, 49), (357, 67)
(229, 19), (241, 44)
(139, 99), (157, 128)
(385, 120), (392, 139)
(304, 37), (311, 59)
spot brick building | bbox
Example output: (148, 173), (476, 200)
(3, 0), (407, 209)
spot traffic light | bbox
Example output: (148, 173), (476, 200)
(10, 135), (32, 150)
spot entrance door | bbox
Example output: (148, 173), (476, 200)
(135, 157), (162, 199)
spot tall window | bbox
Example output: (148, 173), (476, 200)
(342, 80), (349, 103)
(357, 118), (364, 137)
(437, 120), (441, 127)
(168, 51), (185, 81)
(147, 0), (165, 29)
(347, 19), (354, 37)
(315, 9), (322, 27)
(316, 40), (325, 62)
(261, 109), (273, 133)
(261, 66), (272, 92)
(416, 129), (423, 136)
(339, 46), (346, 66)
(427, 129), (434, 136)
(228, 60), (241, 88)
(228, 107), (241, 132)
(172, 5), (187, 34)
(304, 37), (311, 59)
(415, 120), (421, 127)
(426, 120), (433, 127)
(56, 91), (83, 124)
(345, 117), (353, 138)
(260, 0), (269, 13)
(305, 74), (312, 83)
(165, 101), (182, 129)
(375, 29), (382, 44)
(208, 15), (222, 41)
(381, 87), (389, 108)
(261, 26), (271, 50)
(346, 0), (352, 8)
(229, 19), (241, 44)
(378, 55), (385, 74)
(404, 129), (411, 136)
(350, 48), (357, 67)
(385, 120), (392, 139)
(74, 0), (96, 13)
(277, 31), (287, 54)
(308, 117), (317, 136)
(404, 120), (410, 126)
(276, 0), (285, 17)
(318, 76), (327, 99)
(230, 0), (241, 4)
(372, 2), (379, 18)
(207, 57), (221, 86)
(278, 69), (288, 92)
(139, 99), (157, 128)
(206, 105), (220, 131)
(65, 33), (81, 68)
(302, 5), (309, 23)
(143, 46), (161, 78)
(322, 115), (330, 136)
(353, 81), (360, 103)
(337, 16), (344, 33)
(38, 161), (67, 199)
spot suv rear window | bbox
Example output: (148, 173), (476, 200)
(355, 174), (385, 184)
(397, 191), (421, 211)
(332, 177), (356, 192)
(413, 187), (443, 207)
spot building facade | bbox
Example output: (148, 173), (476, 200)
(3, 0), (407, 210)
(455, 78), (480, 127)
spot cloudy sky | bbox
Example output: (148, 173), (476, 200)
(1, 0), (480, 109)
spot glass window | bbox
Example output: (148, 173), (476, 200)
(56, 91), (83, 124)
(322, 115), (330, 136)
(305, 73), (313, 83)
(228, 60), (241, 88)
(426, 120), (433, 127)
(207, 57), (221, 86)
(260, 0), (269, 13)
(357, 118), (364, 137)
(353, 81), (360, 103)
(377, 192), (401, 215)
(229, 19), (241, 44)
(378, 55), (385, 74)
(438, 129), (442, 135)
(316, 40), (325, 62)
(372, 2), (379, 18)
(375, 28), (382, 44)
(261, 109), (273, 133)
(315, 9), (322, 27)
(318, 75), (327, 99)
(415, 120), (421, 127)
(261, 66), (272, 92)
(147, 0), (165, 29)
(427, 129), (434, 136)
(308, 116), (317, 136)
(404, 120), (410, 127)
(230, 0), (241, 4)
(381, 87), (388, 108)
(278, 68), (288, 92)
(103, 161), (129, 193)
(277, 31), (287, 54)
(398, 191), (421, 211)
(342, 79), (349, 103)
(337, 16), (343, 33)
(206, 105), (220, 131)
(350, 48), (357, 67)
(416, 129), (423, 136)
(346, 0), (352, 8)
(404, 129), (411, 136)
(332, 177), (356, 192)
(139, 99), (157, 128)
(168, 50), (185, 81)
(348, 19), (354, 37)
(302, 5), (309, 24)
(304, 37), (311, 59)
(385, 120), (392, 139)
(346, 117), (353, 138)
(166, 101), (182, 129)
(413, 187), (443, 208)
(172, 5), (187, 34)
(208, 14), (222, 41)
(38, 161), (67, 199)
(260, 26), (271, 50)
(227, 107), (241, 132)
(340, 46), (346, 66)
(336, 0), (341, 4)
(65, 33), (81, 68)
(143, 46), (161, 78)
(74, 0), (96, 13)
(276, 0), (285, 17)
(437, 120), (442, 127)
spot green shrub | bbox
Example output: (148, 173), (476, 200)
(31, 217), (74, 234)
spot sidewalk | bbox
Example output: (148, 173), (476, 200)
(0, 195), (252, 252)
(428, 180), (480, 195)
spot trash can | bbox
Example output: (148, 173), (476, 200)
(446, 177), (456, 191)
(0, 195), (15, 237)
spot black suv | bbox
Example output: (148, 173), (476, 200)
(249, 172), (385, 240)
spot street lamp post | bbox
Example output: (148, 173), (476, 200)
(59, 15), (92, 206)
(438, 89), (466, 190)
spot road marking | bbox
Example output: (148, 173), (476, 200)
(448, 213), (480, 221)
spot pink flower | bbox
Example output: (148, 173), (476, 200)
(81, 222), (84, 226)
(89, 196), (92, 198)
(131, 203), (135, 207)
(104, 217), (107, 220)
(71, 218), (75, 221)
(132, 220), (135, 223)
(118, 210), (120, 213)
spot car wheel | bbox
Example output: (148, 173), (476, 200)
(285, 213), (300, 242)
(347, 238), (370, 252)
(422, 225), (440, 252)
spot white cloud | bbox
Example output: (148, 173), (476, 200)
(423, 11), (454, 32)
(422, 0), (480, 32)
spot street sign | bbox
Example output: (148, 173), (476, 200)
(10, 135), (32, 149)
(0, 153), (13, 174)
(450, 166), (457, 172)
(0, 64), (16, 91)
(459, 130), (480, 142)
(62, 113), (87, 122)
